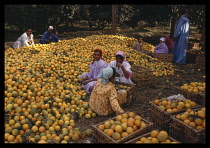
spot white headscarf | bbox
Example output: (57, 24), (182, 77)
(160, 37), (165, 42)
(48, 26), (54, 30)
(98, 67), (114, 84)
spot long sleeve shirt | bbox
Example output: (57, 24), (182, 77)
(39, 31), (60, 44)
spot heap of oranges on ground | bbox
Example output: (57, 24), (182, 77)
(4, 34), (181, 143)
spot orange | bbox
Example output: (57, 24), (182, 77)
(188, 122), (196, 128)
(114, 125), (123, 133)
(112, 132), (121, 140)
(115, 115), (123, 121)
(150, 130), (159, 138)
(153, 99), (160, 105)
(105, 129), (114, 137)
(134, 119), (141, 127)
(128, 112), (135, 118)
(126, 127), (134, 134)
(194, 118), (203, 126)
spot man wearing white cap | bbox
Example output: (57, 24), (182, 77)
(154, 37), (169, 56)
(39, 26), (60, 44)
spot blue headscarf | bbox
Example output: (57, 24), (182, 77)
(98, 67), (114, 84)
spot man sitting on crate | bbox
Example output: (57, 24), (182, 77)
(88, 67), (127, 116)
(154, 37), (169, 58)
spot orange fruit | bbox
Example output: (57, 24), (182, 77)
(121, 132), (128, 138)
(188, 122), (196, 128)
(112, 132), (121, 140)
(98, 124), (105, 131)
(134, 119), (141, 127)
(183, 119), (190, 125)
(128, 112), (135, 118)
(126, 127), (134, 134)
(114, 125), (123, 133)
(194, 118), (203, 126)
(105, 129), (114, 137)
(115, 115), (123, 121)
(153, 99), (160, 105)
(150, 130), (159, 138)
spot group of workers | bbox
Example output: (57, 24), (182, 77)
(13, 26), (60, 49)
(11, 12), (190, 117)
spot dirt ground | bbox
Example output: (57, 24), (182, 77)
(4, 27), (205, 143)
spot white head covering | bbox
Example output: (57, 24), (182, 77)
(48, 26), (54, 30)
(98, 67), (114, 84)
(160, 37), (165, 42)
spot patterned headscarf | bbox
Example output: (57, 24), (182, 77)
(98, 67), (114, 84)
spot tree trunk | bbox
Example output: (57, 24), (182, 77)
(54, 25), (58, 34)
(170, 14), (177, 38)
(112, 5), (117, 35)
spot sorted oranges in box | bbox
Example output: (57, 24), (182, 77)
(153, 98), (199, 113)
(175, 107), (205, 129)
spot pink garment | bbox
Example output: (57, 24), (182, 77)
(81, 58), (108, 94)
(165, 36), (174, 53)
(115, 51), (127, 62)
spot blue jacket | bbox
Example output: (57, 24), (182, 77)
(39, 31), (60, 44)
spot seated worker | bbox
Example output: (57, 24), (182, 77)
(133, 36), (143, 53)
(154, 37), (169, 55)
(80, 49), (108, 94)
(39, 26), (60, 44)
(88, 67), (127, 116)
(108, 51), (133, 84)
(165, 36), (174, 53)
(13, 28), (34, 48)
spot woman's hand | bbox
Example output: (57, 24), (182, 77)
(116, 62), (123, 68)
(82, 76), (88, 81)
(83, 80), (90, 85)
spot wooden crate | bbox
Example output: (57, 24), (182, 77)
(175, 87), (205, 107)
(131, 65), (154, 87)
(92, 111), (153, 143)
(113, 81), (136, 106)
(149, 101), (201, 134)
(125, 130), (180, 143)
(154, 53), (174, 63)
(170, 108), (205, 143)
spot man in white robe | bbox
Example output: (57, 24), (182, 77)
(13, 29), (34, 48)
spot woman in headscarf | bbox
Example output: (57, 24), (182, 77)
(107, 51), (133, 84)
(88, 67), (127, 116)
(165, 36), (174, 53)
(154, 37), (169, 55)
(80, 49), (108, 94)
